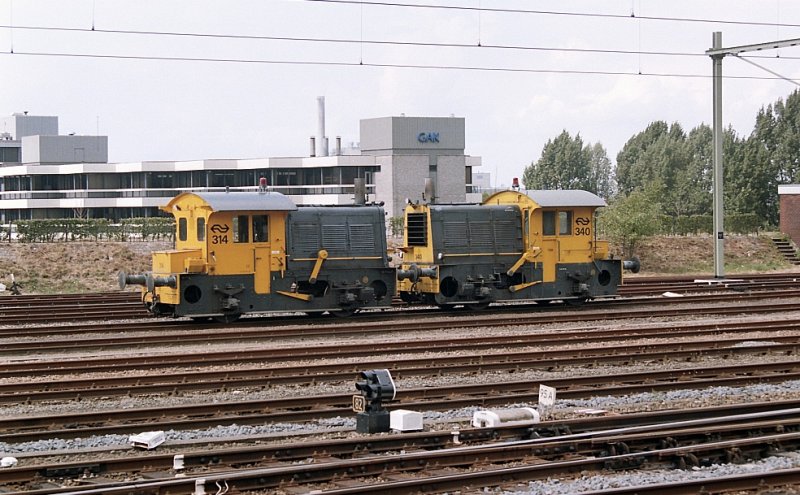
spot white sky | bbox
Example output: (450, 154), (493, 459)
(2, 0), (800, 187)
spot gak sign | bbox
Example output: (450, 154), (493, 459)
(417, 132), (440, 143)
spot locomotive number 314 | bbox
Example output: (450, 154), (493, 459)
(211, 235), (229, 244)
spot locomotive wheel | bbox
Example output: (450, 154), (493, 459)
(565, 297), (588, 307)
(330, 308), (356, 318)
(214, 313), (241, 324)
(437, 303), (455, 311)
(466, 302), (490, 311)
(190, 316), (212, 323)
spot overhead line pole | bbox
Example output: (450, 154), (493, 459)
(711, 32), (724, 279)
(705, 33), (800, 279)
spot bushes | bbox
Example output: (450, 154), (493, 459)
(726, 214), (761, 234)
(12, 217), (175, 243)
(657, 214), (762, 235)
(117, 218), (175, 242)
(388, 217), (404, 238)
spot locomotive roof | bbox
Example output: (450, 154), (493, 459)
(170, 191), (298, 212)
(526, 190), (606, 208)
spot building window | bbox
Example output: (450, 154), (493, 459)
(211, 172), (235, 188)
(233, 215), (249, 243)
(0, 147), (20, 162)
(150, 173), (174, 189)
(197, 217), (205, 241)
(253, 215), (269, 243)
(179, 218), (188, 241)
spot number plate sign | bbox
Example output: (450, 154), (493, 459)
(538, 384), (556, 407)
(352, 395), (366, 413)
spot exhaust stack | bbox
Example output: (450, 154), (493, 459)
(317, 96), (328, 157)
(354, 178), (366, 205)
(424, 178), (436, 204)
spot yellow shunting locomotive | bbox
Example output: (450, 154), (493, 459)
(397, 189), (637, 307)
(121, 190), (395, 322)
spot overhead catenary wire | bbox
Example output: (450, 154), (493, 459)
(303, 0), (800, 29)
(0, 48), (796, 83)
(4, 23), (800, 62)
(1, 3), (799, 82)
(733, 53), (800, 87)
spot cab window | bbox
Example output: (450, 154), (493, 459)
(233, 215), (249, 243)
(253, 215), (269, 243)
(178, 218), (188, 241)
(558, 211), (572, 235)
(196, 217), (205, 241)
(542, 211), (555, 236)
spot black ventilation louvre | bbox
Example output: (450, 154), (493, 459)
(406, 213), (428, 246)
(322, 225), (348, 251)
(292, 224), (320, 255)
(349, 224), (375, 252)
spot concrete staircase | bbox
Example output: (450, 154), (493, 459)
(771, 237), (800, 265)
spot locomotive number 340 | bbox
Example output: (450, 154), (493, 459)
(574, 217), (591, 236)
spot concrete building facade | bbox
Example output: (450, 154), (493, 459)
(0, 113), (483, 222)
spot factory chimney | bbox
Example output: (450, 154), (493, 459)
(317, 96), (328, 157)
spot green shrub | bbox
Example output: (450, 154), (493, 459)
(13, 217), (174, 242)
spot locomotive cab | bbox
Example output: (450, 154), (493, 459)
(397, 189), (624, 308)
(138, 191), (297, 321)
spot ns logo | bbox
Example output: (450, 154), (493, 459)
(417, 132), (440, 143)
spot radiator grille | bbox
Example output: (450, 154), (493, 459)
(292, 224), (319, 254)
(406, 213), (428, 246)
(349, 224), (375, 251)
(322, 225), (348, 251)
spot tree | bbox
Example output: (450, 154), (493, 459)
(774, 90), (800, 183)
(726, 133), (776, 225)
(598, 187), (663, 258)
(682, 124), (714, 216)
(522, 130), (612, 196)
(587, 142), (616, 199)
(615, 121), (671, 195)
(616, 121), (732, 218)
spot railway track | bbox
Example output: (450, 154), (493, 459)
(0, 272), (798, 324)
(5, 318), (800, 403)
(3, 294), (800, 356)
(3, 360), (800, 444)
(4, 286), (800, 341)
(0, 292), (146, 323)
(4, 276), (800, 493)
(5, 404), (800, 493)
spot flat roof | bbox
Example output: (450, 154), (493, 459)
(183, 191), (298, 212)
(527, 189), (606, 208)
